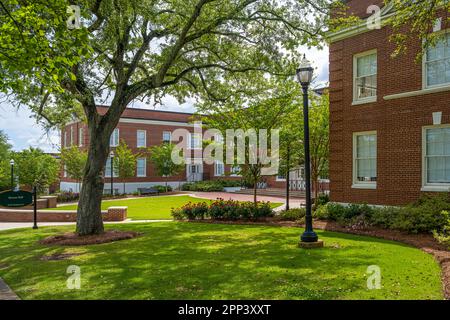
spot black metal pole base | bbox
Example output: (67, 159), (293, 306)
(300, 231), (319, 243)
(32, 225), (38, 230)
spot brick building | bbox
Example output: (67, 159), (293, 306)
(60, 106), (238, 194)
(329, 1), (450, 205)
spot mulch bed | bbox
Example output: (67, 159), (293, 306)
(187, 218), (450, 299)
(39, 230), (141, 246)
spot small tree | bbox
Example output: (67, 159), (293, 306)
(114, 140), (138, 194)
(61, 146), (88, 192)
(0, 131), (12, 191)
(149, 143), (185, 192)
(12, 148), (60, 193)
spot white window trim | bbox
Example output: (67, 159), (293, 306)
(137, 158), (147, 177)
(214, 160), (225, 177)
(163, 131), (172, 143)
(352, 131), (377, 189)
(64, 131), (68, 148)
(421, 124), (450, 192)
(79, 128), (83, 147)
(422, 29), (450, 90)
(188, 133), (202, 150)
(137, 130), (147, 148)
(352, 49), (378, 105)
(70, 126), (74, 146)
(110, 128), (119, 147)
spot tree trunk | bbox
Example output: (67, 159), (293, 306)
(123, 182), (126, 195)
(76, 123), (111, 236)
(253, 182), (257, 205)
(165, 179), (168, 193)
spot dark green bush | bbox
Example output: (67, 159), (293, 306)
(181, 180), (242, 192)
(171, 198), (274, 221)
(316, 193), (330, 206)
(152, 185), (173, 193)
(56, 192), (79, 203)
(278, 208), (306, 221)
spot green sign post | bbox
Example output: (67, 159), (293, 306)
(0, 189), (38, 229)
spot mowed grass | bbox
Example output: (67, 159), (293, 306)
(0, 222), (443, 300)
(46, 195), (282, 220)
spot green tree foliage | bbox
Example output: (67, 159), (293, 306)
(11, 148), (60, 193)
(1, 0), (347, 234)
(149, 143), (185, 192)
(0, 131), (12, 190)
(60, 145), (88, 191)
(114, 140), (138, 194)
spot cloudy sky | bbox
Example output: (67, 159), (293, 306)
(0, 46), (329, 153)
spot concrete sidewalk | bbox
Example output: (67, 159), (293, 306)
(0, 277), (19, 300)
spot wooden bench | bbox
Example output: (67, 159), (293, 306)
(137, 188), (159, 196)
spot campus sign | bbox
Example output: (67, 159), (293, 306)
(0, 190), (33, 207)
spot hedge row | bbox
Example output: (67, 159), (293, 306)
(171, 199), (273, 220)
(181, 180), (242, 192)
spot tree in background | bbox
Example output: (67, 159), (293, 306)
(0, 131), (12, 190)
(114, 140), (138, 195)
(201, 80), (296, 205)
(1, 0), (346, 235)
(11, 148), (60, 193)
(149, 143), (184, 192)
(61, 146), (88, 192)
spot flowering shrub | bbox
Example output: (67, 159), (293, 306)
(56, 191), (80, 203)
(171, 198), (274, 221)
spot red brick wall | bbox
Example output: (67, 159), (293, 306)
(329, 12), (450, 205)
(0, 207), (127, 222)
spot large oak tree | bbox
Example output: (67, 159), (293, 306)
(1, 0), (340, 235)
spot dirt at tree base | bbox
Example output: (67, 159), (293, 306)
(39, 230), (141, 246)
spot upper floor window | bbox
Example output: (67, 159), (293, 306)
(423, 126), (450, 188)
(137, 130), (146, 148)
(353, 50), (377, 103)
(163, 131), (172, 143)
(70, 126), (74, 146)
(110, 128), (119, 147)
(425, 33), (450, 88)
(189, 133), (202, 149)
(353, 131), (377, 188)
(79, 128), (84, 147)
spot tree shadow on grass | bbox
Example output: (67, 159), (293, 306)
(0, 222), (442, 300)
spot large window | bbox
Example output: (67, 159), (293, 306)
(353, 50), (377, 103)
(214, 161), (224, 177)
(424, 126), (450, 188)
(70, 126), (74, 146)
(110, 128), (119, 147)
(353, 132), (377, 188)
(137, 130), (147, 148)
(425, 33), (450, 88)
(189, 133), (202, 149)
(105, 158), (118, 178)
(137, 158), (146, 177)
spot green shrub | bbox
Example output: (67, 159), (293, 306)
(313, 204), (329, 220)
(171, 198), (274, 220)
(279, 208), (306, 221)
(152, 185), (173, 193)
(56, 192), (79, 203)
(433, 211), (450, 248)
(316, 193), (330, 206)
(181, 180), (242, 192)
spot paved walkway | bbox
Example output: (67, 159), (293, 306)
(0, 277), (19, 300)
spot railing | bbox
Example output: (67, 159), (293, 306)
(289, 180), (330, 192)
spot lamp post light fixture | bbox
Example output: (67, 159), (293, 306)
(110, 151), (115, 196)
(9, 159), (14, 191)
(296, 55), (323, 248)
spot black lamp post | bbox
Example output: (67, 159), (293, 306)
(286, 143), (290, 211)
(10, 159), (14, 191)
(296, 55), (320, 245)
(110, 151), (115, 196)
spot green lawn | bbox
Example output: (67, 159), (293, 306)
(46, 195), (282, 220)
(0, 222), (443, 300)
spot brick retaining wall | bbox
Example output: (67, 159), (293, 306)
(0, 206), (127, 222)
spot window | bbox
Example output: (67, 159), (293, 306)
(79, 128), (83, 147)
(64, 131), (68, 148)
(189, 133), (202, 149)
(425, 32), (450, 88)
(137, 130), (146, 148)
(70, 126), (74, 146)
(353, 132), (377, 188)
(423, 126), (450, 189)
(214, 161), (224, 176)
(163, 131), (172, 143)
(105, 158), (118, 178)
(137, 158), (146, 177)
(110, 128), (119, 147)
(63, 165), (67, 178)
(231, 165), (241, 176)
(353, 50), (377, 103)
